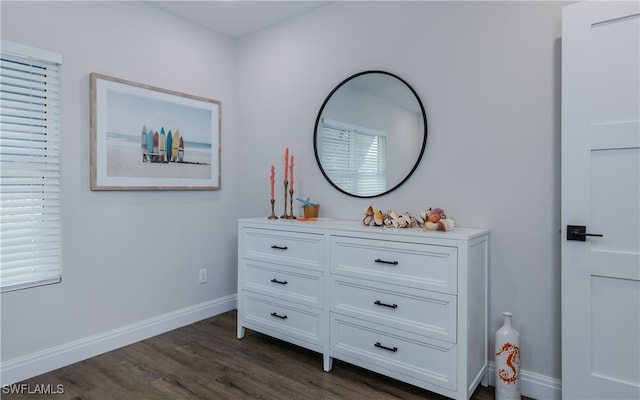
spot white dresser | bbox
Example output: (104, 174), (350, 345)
(237, 218), (489, 400)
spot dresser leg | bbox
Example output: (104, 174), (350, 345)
(480, 369), (489, 387)
(323, 355), (333, 372)
(237, 325), (245, 339)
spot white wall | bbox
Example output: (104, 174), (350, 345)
(235, 1), (567, 395)
(1, 1), (238, 383)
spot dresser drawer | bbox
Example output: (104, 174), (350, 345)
(330, 315), (457, 391)
(241, 260), (323, 309)
(330, 236), (458, 294)
(241, 228), (324, 271)
(331, 276), (457, 343)
(241, 292), (322, 347)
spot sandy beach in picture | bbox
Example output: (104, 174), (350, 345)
(107, 139), (212, 180)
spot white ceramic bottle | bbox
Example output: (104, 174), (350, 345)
(495, 312), (521, 400)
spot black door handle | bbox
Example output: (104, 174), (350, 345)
(567, 225), (603, 241)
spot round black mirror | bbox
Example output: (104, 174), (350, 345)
(314, 71), (427, 198)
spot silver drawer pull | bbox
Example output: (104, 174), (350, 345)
(374, 342), (398, 352)
(270, 312), (287, 320)
(271, 245), (288, 250)
(374, 300), (398, 309)
(374, 258), (398, 265)
(270, 278), (288, 285)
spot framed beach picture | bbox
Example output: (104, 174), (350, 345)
(90, 73), (221, 190)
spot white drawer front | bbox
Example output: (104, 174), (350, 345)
(331, 276), (457, 343)
(242, 260), (323, 309)
(241, 292), (322, 346)
(330, 315), (457, 391)
(242, 228), (323, 271)
(331, 236), (457, 294)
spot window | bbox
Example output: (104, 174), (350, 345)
(320, 118), (387, 197)
(1, 41), (62, 293)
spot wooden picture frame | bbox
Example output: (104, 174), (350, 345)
(90, 73), (221, 190)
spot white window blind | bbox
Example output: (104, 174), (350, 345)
(1, 41), (62, 293)
(320, 118), (386, 197)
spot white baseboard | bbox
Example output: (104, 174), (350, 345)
(1, 295), (237, 386)
(486, 361), (562, 400)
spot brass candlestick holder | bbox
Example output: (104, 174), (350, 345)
(288, 189), (296, 219)
(268, 198), (278, 219)
(281, 180), (289, 218)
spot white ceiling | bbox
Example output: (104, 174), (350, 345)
(147, 1), (331, 38)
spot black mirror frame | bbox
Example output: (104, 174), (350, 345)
(313, 70), (428, 198)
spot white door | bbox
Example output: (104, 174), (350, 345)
(561, 2), (640, 399)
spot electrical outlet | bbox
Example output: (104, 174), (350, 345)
(199, 268), (207, 284)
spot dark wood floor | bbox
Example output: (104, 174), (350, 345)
(3, 310), (508, 400)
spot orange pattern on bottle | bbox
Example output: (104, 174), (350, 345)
(496, 342), (520, 384)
